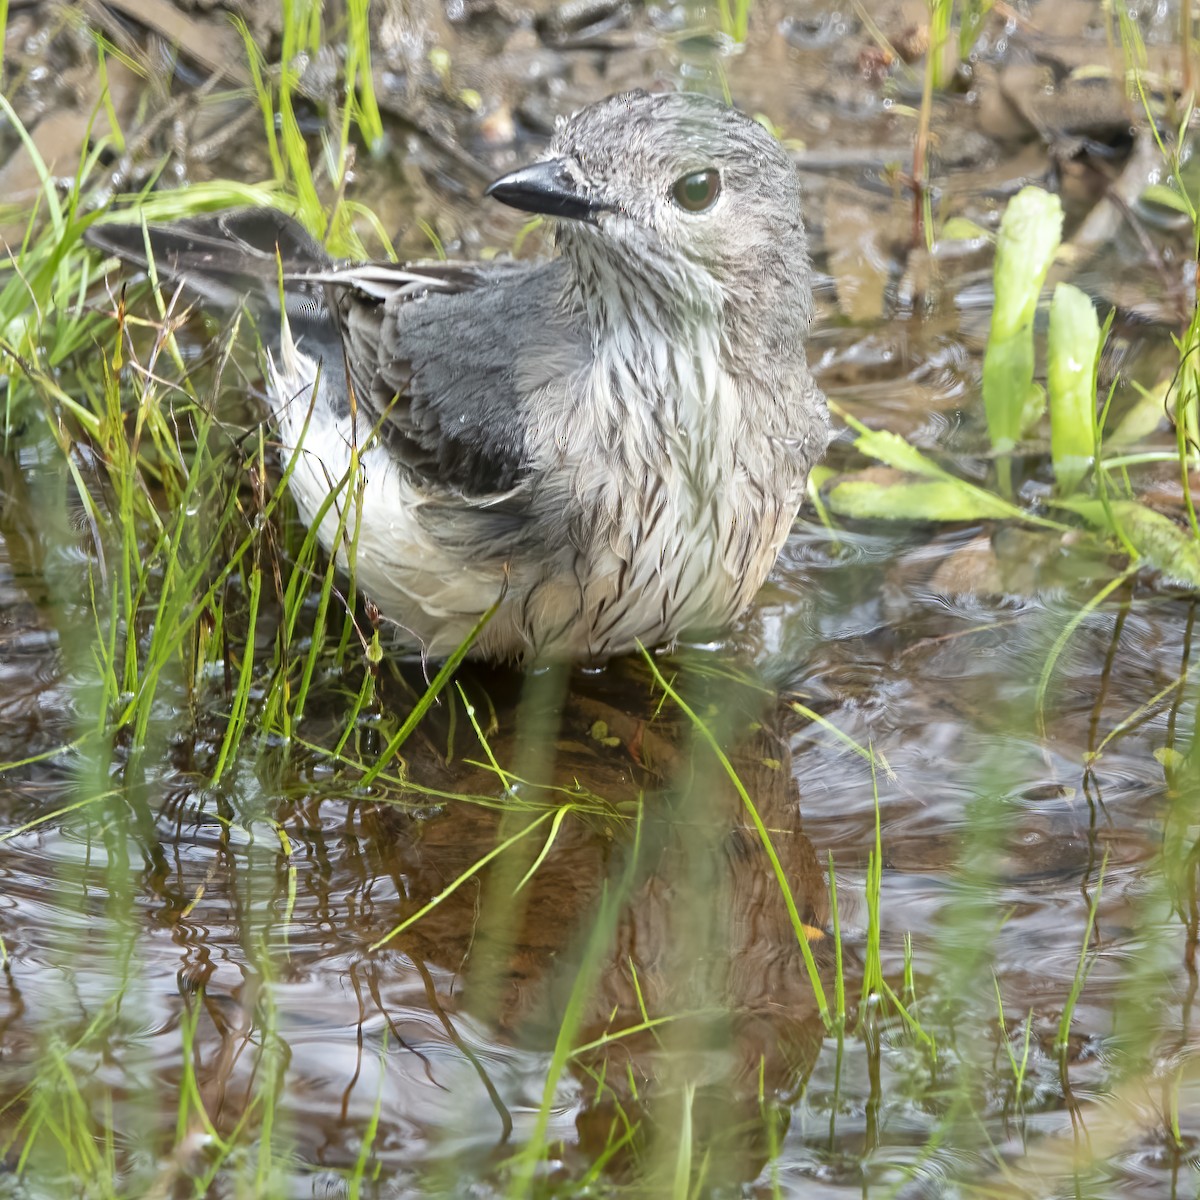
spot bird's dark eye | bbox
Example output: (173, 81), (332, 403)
(671, 168), (721, 213)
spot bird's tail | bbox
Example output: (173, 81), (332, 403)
(85, 207), (333, 330)
(87, 206), (353, 468)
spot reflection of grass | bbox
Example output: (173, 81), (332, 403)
(645, 650), (832, 1018)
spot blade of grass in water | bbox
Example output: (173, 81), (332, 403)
(639, 645), (830, 1026)
(505, 805), (647, 1198)
(828, 851), (846, 1031)
(368, 809), (555, 950)
(348, 1031), (388, 1200)
(358, 599), (500, 787)
(346, 0), (385, 153)
(859, 750), (883, 1010)
(211, 564), (263, 783)
(1055, 849), (1108, 1064)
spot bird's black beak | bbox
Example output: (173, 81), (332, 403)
(485, 159), (608, 224)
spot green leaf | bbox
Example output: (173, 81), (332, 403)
(1140, 183), (1194, 215)
(991, 187), (1064, 339)
(983, 186), (1064, 454)
(1108, 379), (1168, 446)
(827, 478), (1030, 522)
(1047, 283), (1099, 493)
(1057, 498), (1200, 588)
(845, 426), (953, 479)
(940, 217), (991, 242)
(825, 399), (1069, 529)
(1155, 746), (1186, 770)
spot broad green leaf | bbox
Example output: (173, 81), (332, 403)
(825, 399), (1068, 529)
(828, 478), (1029, 522)
(1047, 283), (1099, 493)
(846, 426), (954, 480)
(1057, 498), (1200, 588)
(991, 187), (1063, 337)
(1019, 381), (1047, 441)
(983, 187), (1063, 454)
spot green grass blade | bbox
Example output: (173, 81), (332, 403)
(639, 647), (830, 1025)
(358, 600), (499, 787)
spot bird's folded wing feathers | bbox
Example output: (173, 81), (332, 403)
(326, 258), (574, 498)
(88, 210), (578, 504)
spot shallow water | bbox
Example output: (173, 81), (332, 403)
(4, 0), (1200, 1196)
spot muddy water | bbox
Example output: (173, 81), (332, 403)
(4, 0), (1200, 1195)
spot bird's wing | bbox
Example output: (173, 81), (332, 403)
(316, 258), (577, 498)
(88, 210), (582, 503)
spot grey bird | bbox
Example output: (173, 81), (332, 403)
(87, 90), (829, 663)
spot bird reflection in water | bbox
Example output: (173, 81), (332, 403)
(360, 653), (833, 1189)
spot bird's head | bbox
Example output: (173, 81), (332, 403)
(487, 90), (813, 359)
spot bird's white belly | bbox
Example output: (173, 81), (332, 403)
(269, 331), (795, 662)
(567, 485), (788, 659)
(282, 420), (783, 660)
